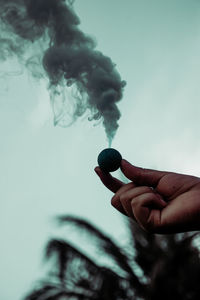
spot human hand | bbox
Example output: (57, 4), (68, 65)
(95, 159), (200, 234)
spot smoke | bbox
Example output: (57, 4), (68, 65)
(0, 0), (126, 144)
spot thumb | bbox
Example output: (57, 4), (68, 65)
(120, 159), (168, 187)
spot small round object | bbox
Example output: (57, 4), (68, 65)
(97, 148), (122, 173)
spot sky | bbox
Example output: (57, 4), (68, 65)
(1, 0), (200, 299)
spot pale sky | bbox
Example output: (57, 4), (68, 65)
(1, 0), (200, 299)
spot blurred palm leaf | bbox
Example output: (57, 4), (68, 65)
(23, 214), (200, 300)
(56, 215), (145, 291)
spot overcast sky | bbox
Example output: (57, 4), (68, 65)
(1, 0), (200, 299)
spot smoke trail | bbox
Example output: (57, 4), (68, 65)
(0, 0), (126, 143)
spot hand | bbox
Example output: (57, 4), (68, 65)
(95, 159), (200, 234)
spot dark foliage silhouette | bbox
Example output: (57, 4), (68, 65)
(23, 215), (200, 300)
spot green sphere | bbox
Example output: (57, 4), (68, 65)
(97, 148), (122, 173)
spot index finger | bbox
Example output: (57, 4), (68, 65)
(94, 167), (124, 193)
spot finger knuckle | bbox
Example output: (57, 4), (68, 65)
(123, 182), (135, 190)
(130, 197), (138, 208)
(111, 197), (117, 206)
(143, 186), (153, 193)
(119, 194), (126, 202)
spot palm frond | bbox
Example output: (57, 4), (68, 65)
(25, 286), (96, 300)
(45, 238), (101, 286)
(55, 215), (142, 282)
(126, 218), (200, 299)
(97, 267), (135, 300)
(25, 214), (200, 300)
(41, 290), (96, 300)
(43, 237), (136, 299)
(126, 219), (166, 279)
(55, 214), (147, 298)
(149, 234), (200, 299)
(23, 284), (58, 300)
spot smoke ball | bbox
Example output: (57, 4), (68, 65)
(97, 148), (122, 172)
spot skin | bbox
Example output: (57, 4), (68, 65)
(94, 159), (200, 234)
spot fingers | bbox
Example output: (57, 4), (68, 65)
(131, 192), (165, 232)
(94, 162), (168, 231)
(94, 166), (127, 215)
(94, 167), (124, 193)
(112, 185), (167, 230)
(95, 159), (168, 192)
(120, 159), (168, 187)
(111, 182), (137, 217)
(119, 186), (167, 207)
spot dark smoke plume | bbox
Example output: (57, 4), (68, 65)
(0, 0), (126, 143)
